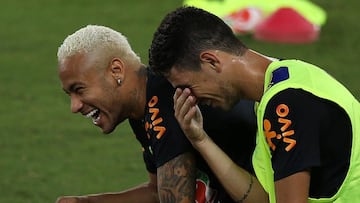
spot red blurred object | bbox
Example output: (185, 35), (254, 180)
(223, 7), (264, 34)
(254, 7), (320, 43)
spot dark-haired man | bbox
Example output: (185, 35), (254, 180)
(149, 6), (360, 203)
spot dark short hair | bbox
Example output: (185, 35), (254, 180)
(149, 6), (247, 75)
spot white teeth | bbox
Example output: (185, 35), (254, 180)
(92, 115), (100, 125)
(86, 109), (98, 118)
(85, 109), (101, 124)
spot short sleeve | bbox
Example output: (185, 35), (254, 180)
(263, 88), (322, 180)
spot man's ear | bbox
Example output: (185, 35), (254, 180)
(199, 51), (221, 72)
(110, 58), (125, 79)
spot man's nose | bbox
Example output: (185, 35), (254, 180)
(70, 94), (83, 113)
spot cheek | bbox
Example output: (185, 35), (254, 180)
(85, 88), (110, 107)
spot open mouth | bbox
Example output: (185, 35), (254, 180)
(85, 109), (101, 124)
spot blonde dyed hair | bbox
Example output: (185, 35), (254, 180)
(57, 25), (140, 67)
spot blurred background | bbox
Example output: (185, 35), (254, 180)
(0, 0), (358, 202)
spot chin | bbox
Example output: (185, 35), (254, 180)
(101, 117), (125, 134)
(101, 125), (116, 134)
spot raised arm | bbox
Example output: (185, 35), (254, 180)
(173, 88), (268, 203)
(193, 134), (268, 203)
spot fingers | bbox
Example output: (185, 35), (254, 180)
(193, 105), (203, 125)
(174, 88), (193, 110)
(183, 105), (197, 125)
(173, 88), (197, 125)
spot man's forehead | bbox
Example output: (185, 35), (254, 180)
(58, 53), (88, 87)
(58, 53), (84, 71)
(167, 68), (191, 87)
(168, 67), (187, 77)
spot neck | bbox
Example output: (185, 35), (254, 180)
(237, 49), (273, 101)
(131, 64), (148, 120)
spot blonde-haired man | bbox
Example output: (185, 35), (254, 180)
(56, 25), (260, 203)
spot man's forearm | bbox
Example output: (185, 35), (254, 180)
(56, 173), (159, 203)
(194, 135), (268, 203)
(84, 182), (159, 203)
(157, 152), (197, 203)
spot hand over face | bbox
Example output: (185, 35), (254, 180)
(173, 88), (206, 144)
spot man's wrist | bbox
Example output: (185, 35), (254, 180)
(191, 131), (211, 150)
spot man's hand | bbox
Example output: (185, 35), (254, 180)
(173, 88), (206, 145)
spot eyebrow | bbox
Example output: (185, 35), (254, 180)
(63, 82), (83, 94)
(62, 88), (70, 95)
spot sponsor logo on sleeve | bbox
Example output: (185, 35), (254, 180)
(263, 103), (296, 152)
(145, 96), (166, 139)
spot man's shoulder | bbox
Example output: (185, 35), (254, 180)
(146, 71), (175, 98)
(146, 71), (175, 112)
